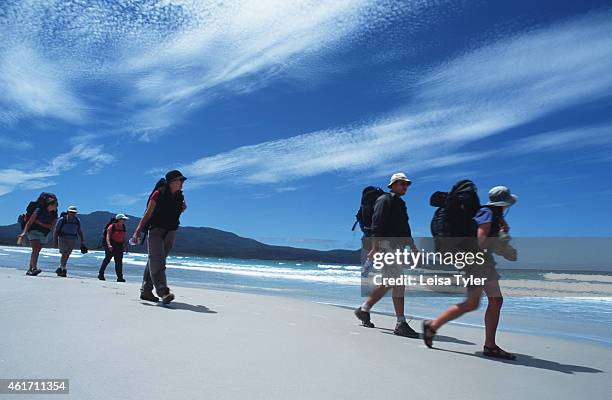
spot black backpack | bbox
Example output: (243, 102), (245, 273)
(18, 192), (58, 230)
(140, 178), (168, 241)
(430, 179), (480, 238)
(352, 186), (387, 237)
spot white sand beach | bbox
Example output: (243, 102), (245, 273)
(1, 267), (610, 400)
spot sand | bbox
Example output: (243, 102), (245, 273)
(0, 267), (610, 400)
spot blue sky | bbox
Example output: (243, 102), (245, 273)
(1, 0), (611, 250)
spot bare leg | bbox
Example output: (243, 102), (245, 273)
(29, 241), (42, 270)
(60, 251), (71, 268)
(391, 285), (405, 317)
(364, 285), (389, 309)
(430, 289), (482, 331)
(483, 280), (503, 347)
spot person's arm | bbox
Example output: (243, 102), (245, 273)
(78, 223), (85, 243)
(19, 213), (38, 237)
(53, 219), (62, 247)
(367, 195), (388, 257)
(106, 226), (113, 250)
(477, 223), (492, 249)
(132, 199), (156, 240)
(499, 216), (510, 233)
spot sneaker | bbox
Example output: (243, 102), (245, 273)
(29, 268), (42, 276)
(354, 307), (375, 328)
(161, 292), (175, 305)
(394, 321), (419, 338)
(140, 291), (159, 302)
(26, 269), (36, 276)
(117, 277), (126, 283)
(98, 275), (106, 281)
(55, 268), (67, 277)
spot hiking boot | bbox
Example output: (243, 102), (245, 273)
(394, 321), (419, 338)
(140, 291), (159, 302)
(117, 277), (126, 283)
(98, 274), (105, 281)
(161, 292), (175, 305)
(354, 307), (375, 328)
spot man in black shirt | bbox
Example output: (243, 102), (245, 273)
(354, 172), (419, 337)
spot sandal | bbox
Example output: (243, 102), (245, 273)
(422, 320), (436, 348)
(483, 345), (516, 360)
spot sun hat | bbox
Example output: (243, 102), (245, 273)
(486, 186), (518, 207)
(115, 213), (129, 220)
(67, 205), (78, 213)
(387, 172), (412, 188)
(165, 170), (187, 183)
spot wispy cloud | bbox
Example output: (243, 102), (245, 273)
(0, 0), (416, 137)
(0, 45), (87, 125)
(0, 139), (115, 196)
(0, 135), (32, 151)
(175, 11), (612, 186)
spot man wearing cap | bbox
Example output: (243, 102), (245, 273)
(132, 170), (187, 304)
(423, 186), (518, 360)
(99, 213), (129, 282)
(354, 172), (420, 337)
(53, 205), (85, 277)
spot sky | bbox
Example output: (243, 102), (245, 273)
(1, 0), (611, 251)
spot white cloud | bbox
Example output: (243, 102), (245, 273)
(0, 0), (416, 136)
(0, 45), (86, 124)
(0, 139), (115, 196)
(0, 135), (32, 151)
(175, 11), (612, 185)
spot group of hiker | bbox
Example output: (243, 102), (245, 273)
(15, 167), (518, 359)
(352, 172), (519, 360)
(16, 169), (188, 305)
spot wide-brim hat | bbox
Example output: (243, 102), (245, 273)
(165, 170), (187, 183)
(387, 172), (412, 188)
(486, 186), (518, 207)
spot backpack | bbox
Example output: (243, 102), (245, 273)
(139, 178), (168, 240)
(18, 192), (58, 230)
(430, 179), (480, 238)
(351, 186), (387, 237)
(98, 217), (118, 248)
(56, 212), (81, 237)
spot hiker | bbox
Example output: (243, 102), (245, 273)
(131, 170), (187, 304)
(354, 172), (420, 337)
(52, 206), (86, 277)
(98, 214), (129, 282)
(423, 186), (518, 360)
(17, 193), (59, 276)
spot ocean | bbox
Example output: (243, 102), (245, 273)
(1, 245), (611, 346)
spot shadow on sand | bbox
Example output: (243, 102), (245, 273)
(377, 327), (476, 345)
(432, 347), (603, 374)
(141, 301), (218, 314)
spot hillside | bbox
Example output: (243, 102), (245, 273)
(0, 211), (360, 264)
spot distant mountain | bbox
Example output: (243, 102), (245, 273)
(0, 211), (360, 264)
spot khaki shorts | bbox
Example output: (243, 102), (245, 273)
(58, 238), (77, 254)
(27, 230), (48, 244)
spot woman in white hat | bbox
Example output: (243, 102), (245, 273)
(98, 214), (129, 282)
